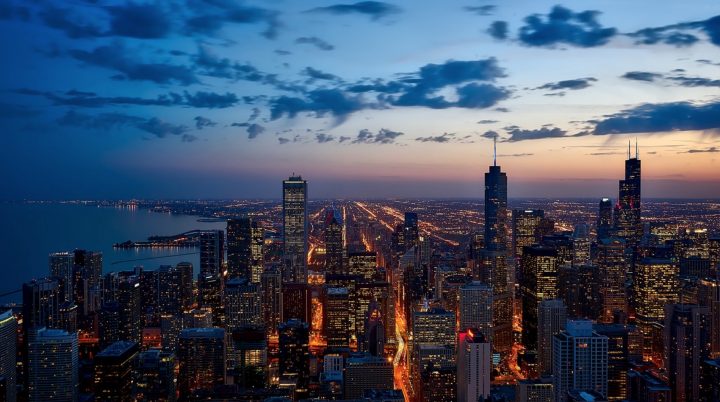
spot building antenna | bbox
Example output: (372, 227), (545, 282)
(493, 134), (497, 166)
(635, 137), (639, 159)
(627, 140), (631, 160)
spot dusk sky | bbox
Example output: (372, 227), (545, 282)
(2, 0), (720, 199)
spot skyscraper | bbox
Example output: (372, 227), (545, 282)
(633, 258), (679, 359)
(344, 354), (394, 399)
(324, 208), (344, 274)
(283, 175), (308, 283)
(520, 245), (559, 351)
(403, 212), (420, 251)
(597, 237), (628, 323)
(597, 198), (613, 240)
(134, 349), (176, 402)
(177, 328), (226, 397)
(482, 149), (513, 354)
(458, 281), (492, 335)
(278, 319), (310, 389)
(552, 320), (609, 402)
(0, 311), (17, 402)
(22, 278), (60, 330)
(199, 230), (224, 278)
(227, 217), (264, 282)
(664, 304), (711, 402)
(614, 143), (642, 245)
(260, 266), (282, 335)
(537, 299), (567, 376)
(512, 209), (546, 259)
(324, 287), (351, 348)
(49, 251), (74, 303)
(27, 327), (78, 402)
(348, 251), (377, 280)
(224, 277), (261, 331)
(94, 341), (139, 402)
(697, 277), (720, 358)
(457, 328), (492, 402)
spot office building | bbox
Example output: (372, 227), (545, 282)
(413, 308), (456, 347)
(521, 245), (559, 351)
(177, 328), (226, 397)
(516, 379), (554, 402)
(0, 311), (17, 402)
(597, 198), (613, 240)
(459, 281), (492, 334)
(27, 328), (78, 402)
(420, 365), (456, 402)
(49, 251), (74, 303)
(537, 299), (567, 376)
(198, 274), (224, 327)
(324, 209), (345, 274)
(134, 349), (176, 402)
(348, 251), (377, 280)
(261, 266), (282, 335)
(224, 278), (261, 331)
(664, 304), (711, 402)
(200, 230), (224, 278)
(344, 354), (394, 399)
(404, 212), (420, 251)
(278, 319), (310, 389)
(597, 238), (628, 323)
(283, 175), (308, 284)
(614, 144), (642, 245)
(22, 277), (60, 330)
(94, 341), (139, 402)
(230, 327), (268, 389)
(633, 258), (679, 359)
(227, 217), (264, 283)
(457, 328), (491, 402)
(552, 320), (608, 402)
(512, 209), (546, 259)
(325, 287), (351, 348)
(594, 324), (639, 401)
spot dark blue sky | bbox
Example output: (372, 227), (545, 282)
(2, 1), (720, 199)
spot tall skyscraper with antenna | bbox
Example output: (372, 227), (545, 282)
(283, 175), (308, 284)
(478, 135), (513, 355)
(614, 140), (642, 245)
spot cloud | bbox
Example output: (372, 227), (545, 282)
(455, 83), (511, 108)
(481, 130), (499, 139)
(0, 2), (30, 21)
(667, 75), (720, 88)
(184, 1), (280, 39)
(15, 88), (238, 109)
(315, 133), (335, 143)
(269, 89), (369, 122)
(278, 137), (290, 144)
(105, 2), (172, 39)
(498, 153), (534, 157)
(307, 1), (401, 21)
(629, 15), (720, 48)
(182, 134), (199, 142)
(621, 71), (662, 82)
(592, 100), (720, 135)
(487, 21), (508, 40)
(505, 127), (567, 142)
(57, 110), (190, 140)
(248, 107), (261, 121)
(194, 116), (217, 129)
(246, 123), (265, 139)
(682, 146), (719, 153)
(477, 119), (498, 124)
(353, 128), (404, 144)
(415, 132), (456, 143)
(70, 44), (198, 85)
(536, 77), (596, 91)
(295, 37), (335, 51)
(136, 117), (189, 138)
(517, 5), (617, 47)
(184, 91), (239, 108)
(465, 5), (495, 16)
(40, 6), (104, 38)
(302, 67), (340, 81)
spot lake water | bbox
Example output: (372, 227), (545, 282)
(0, 203), (226, 303)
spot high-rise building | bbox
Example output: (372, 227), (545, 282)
(344, 354), (394, 399)
(512, 209), (545, 259)
(117, 275), (143, 343)
(701, 358), (720, 402)
(229, 327), (267, 389)
(597, 238), (628, 323)
(627, 369), (671, 402)
(227, 217), (264, 283)
(175, 261), (195, 311)
(49, 251), (75, 303)
(482, 154), (513, 354)
(364, 300), (385, 356)
(324, 287), (351, 348)
(413, 308), (456, 348)
(537, 299), (567, 376)
(72, 249), (102, 317)
(614, 144), (642, 245)
(198, 274), (224, 327)
(459, 281), (492, 335)
(572, 224), (592, 266)
(403, 212), (420, 251)
(22, 278), (60, 330)
(633, 258), (679, 359)
(457, 328), (491, 402)
(283, 175), (308, 284)
(177, 328), (226, 397)
(558, 264), (600, 320)
(200, 230), (225, 278)
(134, 349), (176, 402)
(282, 283), (311, 323)
(552, 320), (608, 402)
(520, 245), (559, 351)
(348, 251), (377, 280)
(597, 198), (613, 240)
(260, 266), (282, 335)
(516, 379), (554, 402)
(27, 327), (78, 402)
(0, 311), (17, 402)
(698, 277), (720, 358)
(278, 319), (310, 389)
(94, 341), (139, 402)
(664, 304), (711, 402)
(224, 277), (261, 331)
(324, 209), (345, 274)
(420, 365), (456, 402)
(594, 324), (639, 401)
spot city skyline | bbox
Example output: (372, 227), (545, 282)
(2, 1), (720, 199)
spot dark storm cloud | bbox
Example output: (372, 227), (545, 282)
(505, 127), (567, 142)
(536, 77), (596, 91)
(621, 71), (662, 82)
(487, 21), (508, 40)
(592, 101), (720, 135)
(353, 128), (404, 144)
(194, 116), (217, 129)
(295, 37), (335, 51)
(516, 5), (617, 47)
(465, 5), (496, 16)
(415, 133), (457, 143)
(307, 1), (401, 21)
(302, 67), (340, 81)
(269, 89), (369, 121)
(105, 2), (172, 39)
(70, 44), (198, 85)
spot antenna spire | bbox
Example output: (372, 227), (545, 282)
(493, 134), (497, 166)
(635, 138), (639, 159)
(627, 140), (631, 160)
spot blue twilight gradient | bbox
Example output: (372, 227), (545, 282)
(1, 1), (720, 199)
